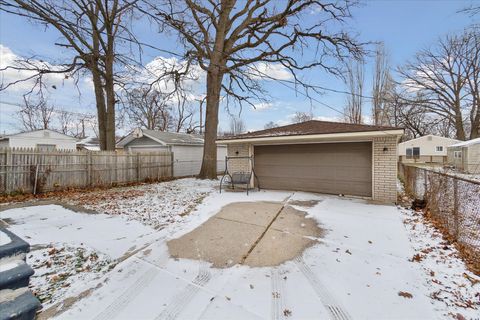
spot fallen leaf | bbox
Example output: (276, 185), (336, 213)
(283, 309), (292, 317)
(462, 273), (480, 286)
(398, 291), (413, 299)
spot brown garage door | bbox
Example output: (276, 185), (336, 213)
(254, 142), (372, 197)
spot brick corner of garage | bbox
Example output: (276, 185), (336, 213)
(373, 136), (398, 203)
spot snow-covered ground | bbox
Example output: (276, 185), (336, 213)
(1, 178), (478, 319)
(401, 207), (480, 318)
(62, 178), (217, 229)
(0, 204), (159, 309)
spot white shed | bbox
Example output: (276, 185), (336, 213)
(0, 129), (77, 150)
(117, 128), (227, 177)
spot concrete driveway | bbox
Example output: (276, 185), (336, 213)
(168, 201), (323, 268)
(53, 189), (438, 320)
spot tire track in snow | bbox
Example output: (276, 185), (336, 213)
(155, 262), (211, 320)
(294, 256), (352, 320)
(93, 266), (159, 320)
(271, 267), (287, 320)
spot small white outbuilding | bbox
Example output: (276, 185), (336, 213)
(0, 129), (77, 151)
(117, 128), (227, 177)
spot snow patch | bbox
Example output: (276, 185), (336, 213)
(0, 229), (11, 246)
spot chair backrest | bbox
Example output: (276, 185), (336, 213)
(231, 172), (251, 184)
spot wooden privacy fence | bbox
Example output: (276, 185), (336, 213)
(0, 148), (173, 194)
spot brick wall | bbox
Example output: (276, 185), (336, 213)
(226, 143), (251, 174)
(373, 136), (398, 203)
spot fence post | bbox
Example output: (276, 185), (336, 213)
(453, 178), (459, 241)
(5, 148), (12, 194)
(171, 152), (174, 178)
(423, 169), (428, 200)
(136, 153), (140, 182)
(87, 152), (92, 186)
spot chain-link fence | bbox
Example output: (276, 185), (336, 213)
(399, 163), (480, 272)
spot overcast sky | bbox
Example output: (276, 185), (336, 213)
(0, 0), (477, 135)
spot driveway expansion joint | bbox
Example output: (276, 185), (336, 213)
(240, 195), (292, 265)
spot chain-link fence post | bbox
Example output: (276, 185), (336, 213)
(453, 178), (459, 241)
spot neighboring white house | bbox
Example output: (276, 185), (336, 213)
(0, 129), (77, 151)
(447, 137), (480, 173)
(398, 134), (460, 164)
(117, 128), (227, 177)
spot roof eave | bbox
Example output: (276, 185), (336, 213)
(217, 129), (405, 144)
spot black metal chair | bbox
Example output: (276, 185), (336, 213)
(219, 156), (259, 195)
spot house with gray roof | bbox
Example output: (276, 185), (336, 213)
(117, 128), (227, 176)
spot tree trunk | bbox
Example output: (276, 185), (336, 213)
(454, 112), (466, 140)
(91, 67), (107, 150)
(104, 61), (116, 151)
(198, 66), (223, 179)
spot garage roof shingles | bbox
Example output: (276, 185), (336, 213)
(219, 120), (401, 140)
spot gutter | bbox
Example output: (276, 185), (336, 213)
(216, 129), (404, 144)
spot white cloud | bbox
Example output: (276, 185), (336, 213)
(252, 102), (273, 111)
(248, 62), (293, 81)
(122, 55), (206, 103)
(313, 115), (342, 122)
(0, 44), (75, 93)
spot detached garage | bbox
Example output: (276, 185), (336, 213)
(218, 120), (403, 203)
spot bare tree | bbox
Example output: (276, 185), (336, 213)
(0, 0), (139, 150)
(344, 59), (364, 124)
(143, 0), (363, 178)
(291, 112), (314, 123)
(228, 116), (246, 135)
(18, 96), (54, 131)
(124, 87), (172, 131)
(57, 109), (74, 135)
(398, 29), (480, 140)
(124, 86), (199, 133)
(372, 43), (393, 126)
(463, 30), (480, 138)
(264, 121), (278, 129)
(381, 89), (455, 139)
(171, 93), (196, 133)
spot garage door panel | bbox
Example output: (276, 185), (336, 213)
(254, 142), (372, 197)
(255, 165), (336, 179)
(259, 176), (335, 194)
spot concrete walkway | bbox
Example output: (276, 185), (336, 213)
(167, 201), (324, 267)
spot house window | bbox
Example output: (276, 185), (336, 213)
(436, 146), (443, 152)
(406, 147), (420, 159)
(454, 151), (462, 159)
(37, 144), (56, 151)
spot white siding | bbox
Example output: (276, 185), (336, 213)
(172, 145), (228, 177)
(5, 130), (76, 150)
(398, 135), (460, 156)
